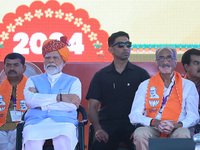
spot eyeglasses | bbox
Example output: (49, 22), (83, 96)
(111, 41), (132, 48)
(156, 56), (175, 61)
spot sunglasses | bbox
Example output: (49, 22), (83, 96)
(111, 41), (132, 48)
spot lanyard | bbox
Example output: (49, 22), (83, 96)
(11, 95), (17, 110)
(162, 82), (175, 106)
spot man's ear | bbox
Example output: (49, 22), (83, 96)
(183, 64), (189, 72)
(155, 60), (158, 68)
(23, 64), (26, 73)
(175, 59), (177, 66)
(63, 61), (66, 67)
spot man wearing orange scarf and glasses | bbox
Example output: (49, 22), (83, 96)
(129, 47), (199, 150)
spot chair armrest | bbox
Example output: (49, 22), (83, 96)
(77, 105), (88, 125)
(16, 121), (25, 150)
(195, 123), (200, 134)
(77, 105), (88, 150)
(88, 124), (94, 150)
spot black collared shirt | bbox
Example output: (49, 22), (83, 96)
(86, 61), (150, 122)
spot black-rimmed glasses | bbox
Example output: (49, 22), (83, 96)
(111, 41), (132, 48)
(156, 56), (175, 61)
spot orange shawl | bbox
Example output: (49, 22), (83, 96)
(0, 75), (27, 127)
(145, 71), (183, 124)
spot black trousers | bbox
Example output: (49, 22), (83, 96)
(92, 120), (135, 150)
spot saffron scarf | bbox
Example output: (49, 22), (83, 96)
(0, 75), (27, 127)
(145, 71), (183, 137)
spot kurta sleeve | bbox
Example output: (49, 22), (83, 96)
(24, 77), (81, 111)
(129, 79), (153, 126)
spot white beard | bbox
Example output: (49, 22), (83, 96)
(44, 62), (64, 75)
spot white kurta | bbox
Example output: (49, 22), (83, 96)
(22, 72), (82, 150)
(129, 76), (199, 128)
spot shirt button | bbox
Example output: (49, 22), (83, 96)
(48, 110), (50, 112)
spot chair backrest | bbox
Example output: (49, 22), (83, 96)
(149, 138), (195, 150)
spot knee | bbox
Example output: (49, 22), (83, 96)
(53, 135), (70, 144)
(134, 127), (149, 139)
(171, 127), (191, 138)
(25, 140), (45, 149)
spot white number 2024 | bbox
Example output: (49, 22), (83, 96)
(13, 32), (84, 55)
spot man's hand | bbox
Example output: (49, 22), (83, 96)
(130, 131), (134, 142)
(158, 120), (174, 134)
(28, 87), (38, 93)
(61, 94), (81, 108)
(95, 129), (109, 143)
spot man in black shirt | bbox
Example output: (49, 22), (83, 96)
(86, 31), (150, 150)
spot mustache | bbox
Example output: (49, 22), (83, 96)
(8, 70), (17, 74)
(123, 51), (130, 53)
(162, 64), (170, 68)
(46, 63), (57, 68)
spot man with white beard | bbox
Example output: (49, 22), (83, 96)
(22, 36), (81, 150)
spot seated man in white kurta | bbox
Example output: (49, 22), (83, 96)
(22, 36), (81, 150)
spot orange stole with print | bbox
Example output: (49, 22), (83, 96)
(0, 75), (27, 127)
(145, 72), (183, 136)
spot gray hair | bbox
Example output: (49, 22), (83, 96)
(155, 47), (177, 59)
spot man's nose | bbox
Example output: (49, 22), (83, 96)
(49, 57), (55, 62)
(124, 45), (130, 49)
(10, 65), (15, 69)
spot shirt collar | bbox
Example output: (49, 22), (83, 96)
(105, 61), (135, 72)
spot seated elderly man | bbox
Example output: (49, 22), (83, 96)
(22, 36), (81, 150)
(129, 47), (199, 150)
